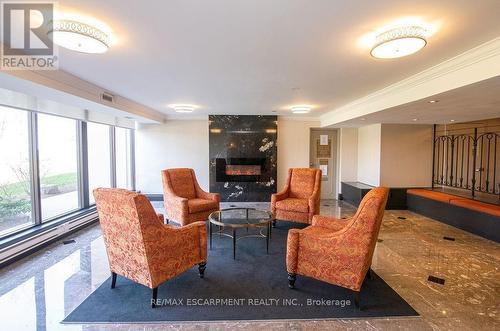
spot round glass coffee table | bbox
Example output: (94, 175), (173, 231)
(208, 208), (272, 259)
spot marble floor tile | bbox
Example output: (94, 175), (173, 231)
(0, 200), (498, 330)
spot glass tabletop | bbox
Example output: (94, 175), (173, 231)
(208, 208), (272, 228)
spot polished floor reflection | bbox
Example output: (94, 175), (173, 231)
(0, 200), (498, 330)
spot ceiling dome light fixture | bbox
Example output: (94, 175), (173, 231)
(48, 19), (110, 54)
(171, 104), (196, 113)
(290, 105), (312, 114)
(370, 26), (427, 59)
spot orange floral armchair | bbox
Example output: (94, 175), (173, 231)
(286, 187), (389, 308)
(161, 168), (220, 226)
(271, 168), (322, 225)
(93, 188), (208, 308)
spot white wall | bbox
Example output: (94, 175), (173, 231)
(135, 120), (209, 193)
(357, 124), (381, 186)
(338, 127), (358, 193)
(380, 124), (433, 187)
(277, 118), (320, 190)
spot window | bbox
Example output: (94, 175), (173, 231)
(38, 114), (79, 221)
(115, 127), (133, 189)
(0, 107), (33, 235)
(0, 103), (135, 239)
(87, 122), (111, 204)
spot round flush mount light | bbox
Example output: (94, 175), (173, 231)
(370, 26), (427, 59)
(171, 104), (196, 113)
(290, 105), (312, 114)
(48, 19), (110, 53)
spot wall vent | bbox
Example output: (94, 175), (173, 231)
(101, 92), (114, 103)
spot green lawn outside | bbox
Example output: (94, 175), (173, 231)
(0, 172), (77, 198)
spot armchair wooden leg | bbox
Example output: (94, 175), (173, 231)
(198, 262), (207, 278)
(151, 287), (158, 308)
(288, 273), (296, 289)
(111, 272), (117, 289)
(353, 290), (360, 310)
(367, 267), (373, 280)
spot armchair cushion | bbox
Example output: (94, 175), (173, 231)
(286, 187), (390, 292)
(289, 168), (318, 199)
(188, 198), (219, 213)
(162, 168), (220, 226)
(272, 168), (321, 224)
(312, 215), (350, 231)
(275, 198), (309, 213)
(167, 168), (197, 199)
(93, 188), (207, 290)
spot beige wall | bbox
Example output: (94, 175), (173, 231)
(277, 118), (320, 190)
(338, 127), (358, 193)
(357, 124), (381, 186)
(135, 119), (433, 196)
(380, 124), (433, 187)
(136, 117), (321, 195)
(135, 120), (209, 193)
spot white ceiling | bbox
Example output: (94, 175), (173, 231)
(13, 0), (500, 118)
(334, 76), (500, 127)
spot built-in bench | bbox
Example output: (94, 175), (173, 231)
(341, 182), (407, 209)
(407, 189), (500, 243)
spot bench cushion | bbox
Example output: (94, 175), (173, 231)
(449, 199), (500, 217)
(406, 189), (456, 203)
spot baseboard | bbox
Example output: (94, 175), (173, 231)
(145, 193), (163, 201)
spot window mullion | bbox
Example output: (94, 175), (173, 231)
(110, 126), (117, 187)
(28, 112), (42, 225)
(129, 129), (136, 191)
(77, 121), (89, 208)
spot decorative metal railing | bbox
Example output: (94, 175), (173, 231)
(432, 127), (500, 200)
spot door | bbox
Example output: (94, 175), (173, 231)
(310, 129), (337, 199)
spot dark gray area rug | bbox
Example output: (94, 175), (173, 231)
(64, 222), (418, 323)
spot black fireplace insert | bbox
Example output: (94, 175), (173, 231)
(216, 158), (270, 182)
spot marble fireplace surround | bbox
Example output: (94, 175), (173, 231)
(209, 115), (277, 202)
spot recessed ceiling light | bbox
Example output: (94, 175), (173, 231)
(371, 26), (427, 59)
(290, 105), (311, 114)
(428, 100), (439, 103)
(48, 19), (110, 53)
(450, 119), (455, 122)
(170, 104), (197, 113)
(412, 118), (418, 121)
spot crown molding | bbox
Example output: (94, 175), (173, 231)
(321, 37), (500, 127)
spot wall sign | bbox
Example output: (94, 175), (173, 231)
(319, 159), (328, 177)
(316, 139), (331, 158)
